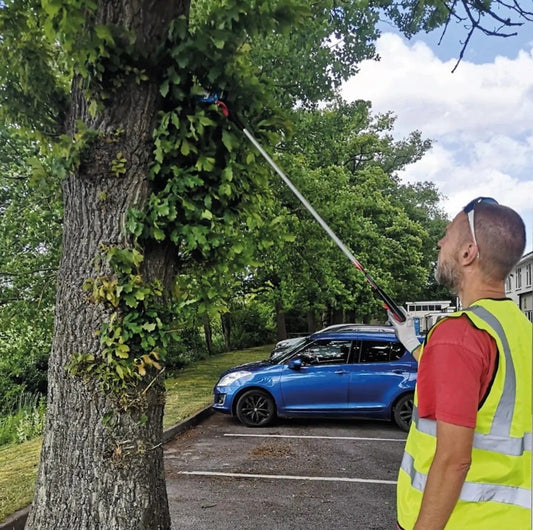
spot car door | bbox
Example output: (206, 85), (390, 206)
(279, 339), (352, 413)
(346, 337), (416, 412)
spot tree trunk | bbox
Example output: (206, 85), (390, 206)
(321, 303), (331, 328)
(275, 300), (287, 341)
(332, 308), (344, 325)
(220, 312), (231, 350)
(203, 315), (213, 354)
(306, 310), (317, 333)
(26, 2), (188, 529)
(345, 309), (356, 323)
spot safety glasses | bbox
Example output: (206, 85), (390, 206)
(463, 197), (498, 248)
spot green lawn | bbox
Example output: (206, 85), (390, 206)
(0, 345), (271, 523)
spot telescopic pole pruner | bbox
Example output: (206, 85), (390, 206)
(200, 93), (406, 322)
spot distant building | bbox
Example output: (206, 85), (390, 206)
(505, 251), (533, 322)
(405, 300), (456, 333)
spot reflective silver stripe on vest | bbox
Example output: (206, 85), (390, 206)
(466, 305), (515, 438)
(401, 452), (531, 509)
(412, 407), (532, 456)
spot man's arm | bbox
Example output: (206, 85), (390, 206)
(413, 421), (474, 530)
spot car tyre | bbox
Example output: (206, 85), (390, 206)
(235, 389), (276, 427)
(393, 393), (414, 432)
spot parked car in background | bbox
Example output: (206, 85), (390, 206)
(269, 336), (307, 358)
(270, 324), (397, 360)
(213, 325), (419, 432)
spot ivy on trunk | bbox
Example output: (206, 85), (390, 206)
(25, 1), (187, 528)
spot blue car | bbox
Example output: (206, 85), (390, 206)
(213, 325), (418, 431)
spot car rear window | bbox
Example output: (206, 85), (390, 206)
(356, 340), (405, 363)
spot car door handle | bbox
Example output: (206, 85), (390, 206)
(334, 370), (348, 375)
(392, 369), (406, 374)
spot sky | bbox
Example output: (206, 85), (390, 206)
(341, 19), (533, 252)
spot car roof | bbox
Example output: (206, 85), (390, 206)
(311, 324), (396, 339)
(309, 325), (425, 344)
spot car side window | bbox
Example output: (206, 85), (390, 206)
(358, 340), (405, 363)
(298, 340), (351, 365)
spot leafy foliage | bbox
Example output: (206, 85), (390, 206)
(0, 0), (69, 135)
(244, 101), (448, 324)
(2, 0), (524, 421)
(0, 127), (61, 412)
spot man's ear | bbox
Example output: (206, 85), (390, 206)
(460, 242), (478, 266)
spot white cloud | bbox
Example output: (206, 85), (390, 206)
(342, 33), (533, 250)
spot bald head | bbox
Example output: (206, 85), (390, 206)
(474, 202), (526, 281)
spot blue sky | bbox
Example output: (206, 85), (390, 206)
(382, 14), (533, 64)
(342, 19), (533, 251)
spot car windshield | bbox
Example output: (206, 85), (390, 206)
(270, 338), (308, 363)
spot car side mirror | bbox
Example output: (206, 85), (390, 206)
(288, 358), (303, 370)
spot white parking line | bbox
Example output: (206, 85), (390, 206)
(179, 470), (397, 485)
(224, 433), (405, 442)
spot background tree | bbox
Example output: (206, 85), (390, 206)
(0, 127), (61, 412)
(247, 100), (447, 336)
(382, 0), (533, 70)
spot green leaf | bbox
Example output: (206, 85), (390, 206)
(219, 183), (232, 196)
(115, 344), (130, 359)
(153, 227), (166, 241)
(212, 38), (225, 49)
(124, 294), (138, 308)
(95, 25), (114, 44)
(221, 130), (235, 152)
(180, 140), (191, 156)
(160, 80), (169, 97)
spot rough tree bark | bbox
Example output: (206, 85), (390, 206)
(203, 315), (213, 354)
(220, 312), (232, 350)
(275, 300), (287, 341)
(26, 2), (188, 529)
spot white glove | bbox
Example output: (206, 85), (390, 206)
(387, 307), (421, 355)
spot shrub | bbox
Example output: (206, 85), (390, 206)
(0, 393), (46, 447)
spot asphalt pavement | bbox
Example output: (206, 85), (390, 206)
(165, 412), (407, 530)
(2, 409), (407, 530)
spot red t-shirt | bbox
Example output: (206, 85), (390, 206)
(417, 315), (498, 428)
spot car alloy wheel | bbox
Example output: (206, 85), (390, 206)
(393, 393), (414, 432)
(235, 389), (276, 427)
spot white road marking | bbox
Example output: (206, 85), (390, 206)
(224, 433), (405, 442)
(179, 470), (397, 485)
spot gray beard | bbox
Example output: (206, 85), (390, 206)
(435, 256), (461, 294)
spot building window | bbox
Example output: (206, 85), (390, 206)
(516, 268), (522, 289)
(526, 264), (532, 287)
(506, 276), (512, 291)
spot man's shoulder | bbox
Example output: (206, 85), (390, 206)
(428, 314), (495, 350)
(430, 314), (475, 336)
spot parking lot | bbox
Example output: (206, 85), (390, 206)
(165, 412), (407, 529)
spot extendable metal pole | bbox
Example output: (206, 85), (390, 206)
(242, 129), (358, 266)
(241, 127), (405, 322)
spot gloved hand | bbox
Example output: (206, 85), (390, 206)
(387, 307), (421, 356)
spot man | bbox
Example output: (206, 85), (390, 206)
(390, 197), (532, 529)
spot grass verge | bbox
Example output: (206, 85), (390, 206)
(0, 345), (271, 523)
(164, 344), (270, 428)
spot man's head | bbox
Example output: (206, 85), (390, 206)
(436, 198), (526, 293)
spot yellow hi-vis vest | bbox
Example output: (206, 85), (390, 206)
(397, 299), (532, 530)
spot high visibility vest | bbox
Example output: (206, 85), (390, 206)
(397, 299), (532, 529)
